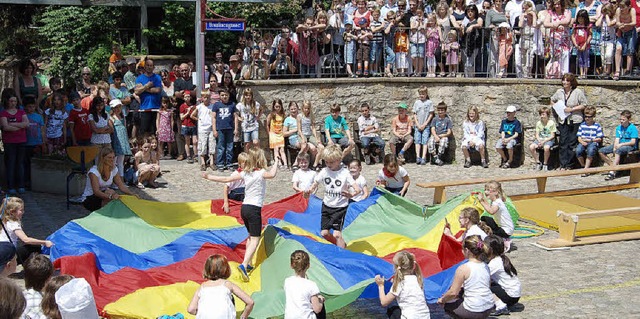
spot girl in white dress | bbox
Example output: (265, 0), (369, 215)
(187, 254), (254, 319)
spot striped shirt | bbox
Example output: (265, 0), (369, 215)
(577, 122), (604, 142)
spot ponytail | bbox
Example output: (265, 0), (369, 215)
(500, 254), (518, 277)
(479, 221), (493, 236)
(484, 234), (518, 276)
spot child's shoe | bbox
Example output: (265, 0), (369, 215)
(364, 70), (369, 76)
(542, 164), (548, 171)
(416, 157), (423, 165)
(504, 238), (512, 253)
(237, 264), (250, 282)
(491, 306), (510, 316)
(464, 159), (471, 168)
(481, 160), (489, 168)
(246, 264), (255, 273)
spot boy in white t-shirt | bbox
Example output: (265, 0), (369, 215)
(194, 94), (216, 171)
(306, 145), (361, 248)
(292, 153), (317, 194)
(348, 159), (369, 203)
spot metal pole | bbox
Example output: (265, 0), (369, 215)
(140, 1), (149, 53)
(195, 0), (205, 96)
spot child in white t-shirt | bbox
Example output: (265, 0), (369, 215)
(376, 154), (410, 197)
(306, 145), (360, 248)
(484, 235), (521, 316)
(478, 181), (515, 252)
(222, 152), (247, 213)
(284, 250), (325, 319)
(444, 207), (490, 243)
(292, 153), (317, 194)
(348, 159), (368, 203)
(374, 251), (431, 319)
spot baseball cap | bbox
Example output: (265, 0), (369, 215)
(55, 278), (99, 319)
(506, 105), (517, 113)
(398, 103), (408, 109)
(358, 19), (367, 26)
(109, 99), (122, 109)
(0, 242), (16, 270)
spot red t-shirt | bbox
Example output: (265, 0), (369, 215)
(0, 109), (27, 144)
(180, 103), (197, 127)
(69, 108), (92, 140)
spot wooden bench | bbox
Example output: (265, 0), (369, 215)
(537, 207), (640, 248)
(417, 162), (640, 205)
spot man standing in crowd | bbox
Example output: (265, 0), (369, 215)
(134, 59), (162, 135)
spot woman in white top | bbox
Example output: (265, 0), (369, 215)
(438, 235), (495, 319)
(444, 207), (490, 243)
(484, 235), (521, 315)
(81, 147), (135, 212)
(284, 250), (325, 319)
(375, 250), (430, 319)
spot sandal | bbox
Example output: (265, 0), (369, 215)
(501, 162), (511, 169)
(613, 72), (620, 81)
(137, 182), (145, 189)
(604, 172), (616, 181)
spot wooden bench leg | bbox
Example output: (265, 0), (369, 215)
(434, 187), (446, 205)
(557, 210), (578, 242)
(629, 167), (640, 184)
(536, 177), (547, 194)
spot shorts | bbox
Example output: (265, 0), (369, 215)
(197, 131), (215, 156)
(181, 126), (197, 136)
(241, 204), (262, 237)
(389, 135), (413, 145)
(228, 187), (245, 202)
(82, 195), (103, 212)
(617, 28), (637, 56)
(356, 43), (371, 62)
(413, 128), (430, 145)
(530, 140), (555, 148)
(331, 137), (351, 148)
(243, 130), (259, 143)
(410, 43), (425, 58)
(575, 142), (599, 158)
(461, 137), (485, 149)
(495, 138), (518, 149)
(321, 203), (347, 231)
(304, 134), (319, 146)
(599, 144), (636, 156)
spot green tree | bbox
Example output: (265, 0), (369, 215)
(36, 6), (128, 84)
(0, 5), (42, 59)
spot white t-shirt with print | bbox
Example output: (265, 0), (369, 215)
(284, 275), (321, 319)
(241, 169), (266, 207)
(315, 167), (355, 208)
(292, 169), (317, 192)
(237, 102), (261, 132)
(391, 275), (431, 318)
(89, 114), (111, 144)
(45, 109), (69, 139)
(377, 166), (408, 189)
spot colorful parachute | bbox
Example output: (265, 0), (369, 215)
(46, 188), (519, 319)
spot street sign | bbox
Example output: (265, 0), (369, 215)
(205, 21), (245, 32)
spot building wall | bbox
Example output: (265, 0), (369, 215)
(239, 78), (640, 164)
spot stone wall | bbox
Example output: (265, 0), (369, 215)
(239, 77), (640, 164)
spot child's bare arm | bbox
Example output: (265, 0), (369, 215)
(202, 172), (242, 183)
(400, 175), (410, 196)
(222, 184), (231, 213)
(263, 163), (278, 179)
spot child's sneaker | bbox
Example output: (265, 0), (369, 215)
(246, 264), (255, 273)
(542, 164), (548, 171)
(416, 157), (422, 165)
(364, 153), (371, 165)
(464, 159), (471, 168)
(491, 306), (510, 316)
(397, 153), (405, 164)
(504, 238), (512, 253)
(481, 160), (489, 168)
(237, 264), (250, 282)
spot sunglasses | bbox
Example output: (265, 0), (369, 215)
(82, 73), (90, 75)
(584, 115), (594, 118)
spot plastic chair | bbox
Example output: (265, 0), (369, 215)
(66, 145), (100, 209)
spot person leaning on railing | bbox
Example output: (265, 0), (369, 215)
(269, 38), (297, 78)
(242, 47), (270, 80)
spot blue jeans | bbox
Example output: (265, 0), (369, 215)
(299, 64), (316, 78)
(4, 143), (26, 190)
(360, 136), (385, 151)
(384, 45), (396, 66)
(216, 129), (234, 168)
(575, 142), (599, 158)
(599, 144), (637, 156)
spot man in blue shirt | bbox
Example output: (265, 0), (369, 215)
(134, 59), (162, 135)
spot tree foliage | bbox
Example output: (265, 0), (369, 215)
(0, 5), (42, 59)
(36, 6), (136, 84)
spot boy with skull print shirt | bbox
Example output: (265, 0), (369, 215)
(307, 144), (361, 248)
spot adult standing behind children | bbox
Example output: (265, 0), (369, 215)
(81, 147), (136, 212)
(134, 59), (162, 135)
(0, 91), (29, 195)
(550, 73), (587, 170)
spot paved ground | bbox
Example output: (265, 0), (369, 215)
(16, 157), (640, 319)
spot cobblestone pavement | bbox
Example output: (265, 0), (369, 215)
(17, 158), (640, 318)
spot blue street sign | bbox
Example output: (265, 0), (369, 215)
(205, 21), (245, 32)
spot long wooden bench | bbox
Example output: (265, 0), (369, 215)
(537, 207), (640, 248)
(417, 162), (640, 205)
